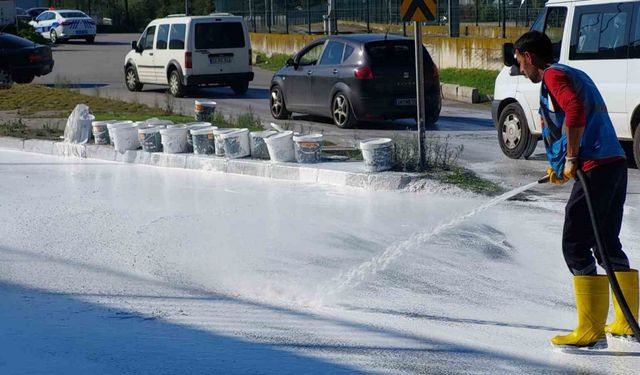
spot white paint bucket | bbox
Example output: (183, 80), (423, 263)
(146, 118), (174, 126)
(190, 126), (218, 155)
(138, 126), (163, 152)
(293, 133), (323, 163)
(92, 120), (114, 145)
(159, 127), (189, 154)
(106, 121), (133, 146)
(264, 131), (295, 163)
(108, 122), (139, 153)
(360, 138), (394, 172)
(250, 130), (278, 159)
(185, 122), (212, 152)
(212, 128), (239, 157)
(219, 128), (250, 159)
(195, 99), (217, 123)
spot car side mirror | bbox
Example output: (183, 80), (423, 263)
(132, 41), (142, 53)
(503, 43), (517, 67)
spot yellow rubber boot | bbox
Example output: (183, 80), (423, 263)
(551, 275), (609, 349)
(605, 269), (639, 337)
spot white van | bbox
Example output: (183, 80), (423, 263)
(124, 14), (253, 97)
(493, 0), (640, 166)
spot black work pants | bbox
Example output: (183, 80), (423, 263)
(562, 160), (630, 275)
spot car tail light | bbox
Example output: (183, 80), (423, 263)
(185, 52), (192, 69)
(28, 51), (45, 63)
(60, 20), (68, 26)
(354, 66), (374, 80)
(249, 48), (252, 66)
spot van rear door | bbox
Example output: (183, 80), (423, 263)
(190, 19), (249, 77)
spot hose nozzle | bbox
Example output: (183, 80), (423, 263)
(538, 175), (550, 184)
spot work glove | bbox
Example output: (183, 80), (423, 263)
(546, 167), (568, 185)
(563, 159), (578, 180)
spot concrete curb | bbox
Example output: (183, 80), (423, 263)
(0, 137), (419, 191)
(441, 83), (483, 104)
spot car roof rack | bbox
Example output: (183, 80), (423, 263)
(209, 13), (233, 16)
(167, 14), (187, 18)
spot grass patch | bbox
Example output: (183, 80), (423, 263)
(0, 85), (179, 118)
(256, 52), (291, 72)
(0, 120), (63, 140)
(438, 68), (499, 98)
(391, 133), (463, 173)
(439, 168), (504, 195)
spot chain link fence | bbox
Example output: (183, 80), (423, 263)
(215, 0), (545, 35)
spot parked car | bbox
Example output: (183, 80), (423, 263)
(29, 9), (96, 44)
(494, 0), (640, 166)
(16, 7), (31, 21)
(26, 7), (48, 19)
(0, 32), (54, 84)
(124, 14), (254, 97)
(269, 34), (441, 128)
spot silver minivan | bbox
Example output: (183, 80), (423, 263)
(124, 14), (254, 97)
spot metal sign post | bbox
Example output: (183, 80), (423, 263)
(414, 22), (426, 171)
(400, 0), (436, 171)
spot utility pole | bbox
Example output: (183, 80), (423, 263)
(307, 0), (311, 34)
(185, 0), (189, 15)
(415, 21), (426, 172)
(502, 0), (506, 38)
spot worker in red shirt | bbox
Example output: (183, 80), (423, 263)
(514, 31), (637, 349)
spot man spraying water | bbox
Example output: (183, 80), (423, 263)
(514, 31), (637, 349)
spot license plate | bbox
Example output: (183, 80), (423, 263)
(395, 98), (416, 106)
(210, 56), (232, 64)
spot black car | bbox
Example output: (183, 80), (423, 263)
(270, 34), (441, 128)
(0, 33), (54, 84)
(16, 7), (32, 21)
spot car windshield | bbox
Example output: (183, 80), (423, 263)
(0, 33), (34, 48)
(59, 11), (88, 18)
(194, 22), (244, 49)
(365, 40), (415, 67)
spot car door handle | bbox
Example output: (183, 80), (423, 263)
(307, 70), (312, 76)
(332, 69), (339, 74)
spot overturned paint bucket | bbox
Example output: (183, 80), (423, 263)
(212, 128), (238, 157)
(159, 126), (189, 154)
(108, 122), (140, 153)
(92, 120), (114, 145)
(219, 128), (250, 159)
(250, 130), (278, 159)
(360, 138), (394, 172)
(265, 131), (295, 163)
(190, 126), (218, 155)
(293, 134), (323, 164)
(195, 100), (217, 123)
(138, 126), (164, 152)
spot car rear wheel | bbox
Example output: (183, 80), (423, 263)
(270, 86), (290, 120)
(332, 92), (356, 129)
(12, 73), (35, 84)
(125, 66), (143, 92)
(50, 30), (58, 44)
(168, 69), (186, 97)
(86, 36), (95, 43)
(231, 81), (249, 95)
(497, 103), (538, 159)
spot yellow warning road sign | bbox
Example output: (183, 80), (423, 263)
(400, 0), (437, 22)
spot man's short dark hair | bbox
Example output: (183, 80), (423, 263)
(514, 31), (554, 62)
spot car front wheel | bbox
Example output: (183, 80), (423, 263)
(0, 66), (12, 88)
(12, 73), (34, 84)
(332, 92), (356, 129)
(497, 103), (538, 159)
(231, 81), (249, 95)
(270, 86), (291, 119)
(125, 66), (143, 92)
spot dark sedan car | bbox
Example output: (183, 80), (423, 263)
(0, 33), (54, 84)
(27, 7), (49, 19)
(270, 34), (441, 128)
